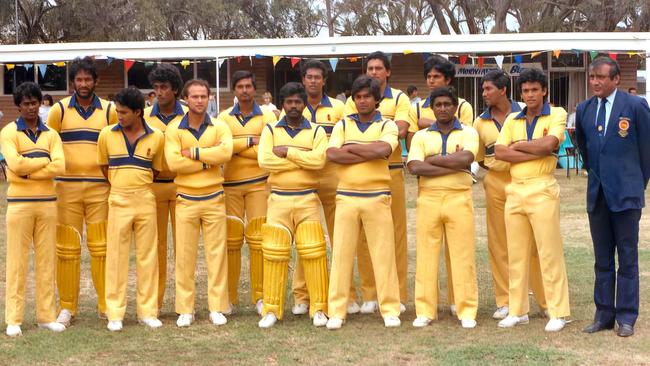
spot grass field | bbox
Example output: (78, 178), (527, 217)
(1, 172), (649, 365)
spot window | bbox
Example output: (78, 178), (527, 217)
(127, 61), (156, 89)
(197, 59), (229, 89)
(2, 63), (68, 95)
(126, 59), (227, 91)
(38, 65), (67, 92)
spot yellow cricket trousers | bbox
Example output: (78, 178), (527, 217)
(56, 180), (109, 315)
(505, 175), (570, 318)
(356, 168), (408, 303)
(105, 186), (159, 321)
(263, 192), (328, 319)
(151, 181), (176, 309)
(484, 170), (547, 309)
(328, 194), (400, 319)
(225, 180), (268, 304)
(414, 188), (478, 320)
(175, 192), (230, 314)
(5, 201), (57, 325)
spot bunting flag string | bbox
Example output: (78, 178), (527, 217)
(329, 58), (338, 72)
(494, 55), (504, 68)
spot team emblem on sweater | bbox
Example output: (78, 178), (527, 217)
(618, 118), (630, 138)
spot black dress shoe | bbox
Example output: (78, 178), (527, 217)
(583, 321), (614, 333)
(617, 324), (634, 337)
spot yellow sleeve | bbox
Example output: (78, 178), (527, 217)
(473, 119), (485, 163)
(238, 146), (259, 159)
(496, 117), (514, 147)
(327, 121), (345, 149)
(0, 127), (50, 176)
(152, 132), (165, 172)
(258, 124), (299, 172)
(97, 127), (109, 166)
(379, 121), (399, 152)
(463, 126), (480, 161)
(164, 124), (205, 174)
(407, 132), (426, 163)
(286, 126), (327, 170)
(46, 102), (63, 132)
(343, 97), (356, 116)
(458, 101), (474, 126)
(547, 107), (567, 144)
(232, 137), (250, 154)
(28, 131), (65, 180)
(331, 99), (345, 121)
(394, 92), (411, 123)
(407, 104), (419, 133)
(107, 104), (118, 124)
(192, 121), (233, 165)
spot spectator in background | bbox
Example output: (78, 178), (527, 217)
(566, 103), (577, 129)
(207, 94), (218, 117)
(628, 87), (638, 96)
(146, 91), (156, 107)
(336, 88), (350, 103)
(39, 94), (54, 124)
(260, 91), (280, 119)
(407, 85), (421, 106)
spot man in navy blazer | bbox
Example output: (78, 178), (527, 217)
(576, 57), (650, 337)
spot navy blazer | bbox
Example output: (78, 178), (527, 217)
(576, 90), (650, 213)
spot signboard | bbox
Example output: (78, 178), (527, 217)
(455, 63), (543, 77)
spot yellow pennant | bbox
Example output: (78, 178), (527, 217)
(53, 62), (66, 67)
(553, 50), (561, 58)
(531, 51), (542, 59)
(273, 56), (281, 66)
(6, 63), (15, 70)
(403, 50), (413, 55)
(180, 60), (190, 69)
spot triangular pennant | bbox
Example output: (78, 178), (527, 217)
(54, 62), (66, 67)
(255, 54), (263, 59)
(626, 51), (636, 58)
(236, 57), (242, 63)
(459, 55), (468, 66)
(144, 61), (154, 67)
(403, 50), (413, 55)
(124, 60), (135, 72)
(608, 52), (617, 60)
(180, 60), (191, 69)
(217, 58), (226, 69)
(24, 64), (32, 71)
(6, 64), (15, 71)
(477, 57), (484, 68)
(494, 55), (504, 69)
(329, 58), (338, 72)
(290, 57), (300, 68)
(553, 50), (561, 58)
(272, 56), (281, 66)
(347, 57), (358, 62)
(38, 64), (47, 77)
(589, 51), (598, 60)
(107, 57), (114, 66)
(249, 56), (252, 64)
(531, 52), (541, 59)
(574, 50), (581, 59)
(514, 55), (523, 64)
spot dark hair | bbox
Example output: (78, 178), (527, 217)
(68, 56), (98, 81)
(407, 85), (417, 95)
(590, 56), (620, 79)
(300, 59), (328, 79)
(481, 69), (510, 92)
(351, 75), (381, 101)
(429, 86), (458, 108)
(365, 51), (391, 71)
(14, 82), (43, 106)
(516, 68), (547, 90)
(423, 55), (455, 82)
(42, 93), (54, 105)
(183, 78), (211, 97)
(231, 70), (256, 90)
(148, 63), (184, 98)
(278, 82), (308, 106)
(628, 87), (637, 92)
(113, 87), (145, 117)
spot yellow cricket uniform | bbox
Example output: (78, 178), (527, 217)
(165, 113), (233, 314)
(97, 122), (164, 321)
(258, 117), (329, 319)
(144, 101), (188, 309)
(326, 113), (401, 320)
(219, 102), (275, 305)
(496, 103), (570, 318)
(2, 118), (65, 326)
(47, 93), (118, 316)
(407, 96), (474, 133)
(284, 95), (345, 306)
(344, 86), (410, 303)
(474, 103), (547, 310)
(408, 119), (479, 320)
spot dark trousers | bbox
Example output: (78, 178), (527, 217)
(588, 189), (641, 326)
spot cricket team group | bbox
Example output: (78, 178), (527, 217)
(3, 50), (648, 338)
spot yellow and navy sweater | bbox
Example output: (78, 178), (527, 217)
(47, 94), (117, 182)
(1, 117), (65, 202)
(327, 112), (398, 196)
(407, 96), (474, 133)
(165, 113), (233, 200)
(218, 102), (276, 187)
(258, 117), (327, 194)
(144, 101), (188, 183)
(473, 102), (523, 172)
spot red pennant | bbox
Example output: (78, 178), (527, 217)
(290, 57), (300, 68)
(124, 60), (135, 72)
(477, 57), (484, 68)
(459, 55), (468, 65)
(608, 52), (617, 60)
(236, 57), (242, 63)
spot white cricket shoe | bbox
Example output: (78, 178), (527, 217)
(412, 316), (432, 328)
(56, 309), (72, 327)
(107, 320), (123, 332)
(360, 301), (378, 314)
(6, 325), (22, 337)
(258, 313), (278, 328)
(384, 316), (401, 328)
(492, 306), (509, 320)
(292, 303), (309, 315)
(461, 318), (477, 329)
(326, 317), (344, 330)
(39, 322), (66, 333)
(313, 311), (328, 327)
(346, 302), (360, 314)
(498, 314), (529, 328)
(545, 318), (566, 332)
(141, 318), (162, 329)
(450, 304), (457, 316)
(209, 312), (227, 326)
(176, 314), (194, 327)
(255, 299), (264, 316)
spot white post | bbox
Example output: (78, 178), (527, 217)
(215, 56), (220, 112)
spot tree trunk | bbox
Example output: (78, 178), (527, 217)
(426, 0), (451, 34)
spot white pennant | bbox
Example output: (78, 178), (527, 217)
(494, 55), (504, 69)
